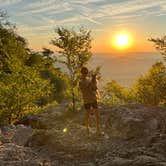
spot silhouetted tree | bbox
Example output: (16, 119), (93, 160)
(51, 27), (92, 111)
(0, 10), (9, 28)
(149, 36), (166, 61)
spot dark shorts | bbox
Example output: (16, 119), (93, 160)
(84, 101), (98, 110)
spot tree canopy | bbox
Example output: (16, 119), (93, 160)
(0, 14), (68, 123)
(133, 62), (166, 106)
(149, 36), (166, 61)
(51, 27), (92, 110)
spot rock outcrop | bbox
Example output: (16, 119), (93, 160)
(0, 103), (166, 165)
(0, 124), (51, 165)
(104, 104), (166, 139)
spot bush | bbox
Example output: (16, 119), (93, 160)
(0, 27), (52, 123)
(133, 62), (166, 106)
(101, 80), (128, 105)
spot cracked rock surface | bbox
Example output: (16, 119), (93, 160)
(0, 103), (166, 166)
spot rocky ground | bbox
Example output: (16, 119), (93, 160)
(0, 103), (166, 166)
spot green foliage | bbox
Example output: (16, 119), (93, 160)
(101, 80), (127, 105)
(149, 36), (166, 61)
(0, 67), (51, 123)
(25, 53), (43, 67)
(101, 62), (166, 106)
(25, 48), (68, 105)
(51, 27), (92, 110)
(0, 25), (52, 123)
(133, 62), (166, 106)
(0, 28), (27, 73)
(40, 68), (68, 103)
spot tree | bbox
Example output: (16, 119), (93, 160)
(51, 27), (92, 111)
(101, 80), (127, 105)
(0, 10), (11, 29)
(0, 67), (51, 123)
(0, 28), (27, 74)
(0, 20), (52, 123)
(149, 36), (166, 61)
(133, 62), (166, 106)
(24, 46), (68, 105)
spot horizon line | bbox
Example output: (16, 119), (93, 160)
(92, 51), (159, 54)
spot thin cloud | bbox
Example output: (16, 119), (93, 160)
(21, 0), (102, 25)
(0, 0), (22, 7)
(58, 16), (81, 24)
(69, 3), (102, 24)
(17, 16), (80, 35)
(98, 0), (166, 17)
(19, 0), (166, 26)
(72, 0), (105, 5)
(92, 29), (104, 32)
(113, 14), (142, 20)
(19, 25), (52, 32)
(161, 4), (166, 12)
(156, 13), (166, 16)
(20, 4), (61, 15)
(5, 0), (166, 43)
(21, 1), (73, 15)
(26, 0), (57, 9)
(80, 0), (166, 25)
(81, 15), (102, 25)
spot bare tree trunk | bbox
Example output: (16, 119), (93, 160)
(72, 88), (75, 111)
(8, 112), (12, 124)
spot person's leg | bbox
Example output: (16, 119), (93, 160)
(93, 109), (100, 134)
(84, 103), (91, 134)
(92, 102), (101, 134)
(85, 109), (91, 134)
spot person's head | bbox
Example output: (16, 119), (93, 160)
(81, 67), (88, 76)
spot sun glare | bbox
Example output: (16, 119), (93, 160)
(116, 34), (129, 46)
(63, 128), (68, 133)
(113, 32), (132, 50)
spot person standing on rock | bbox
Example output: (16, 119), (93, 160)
(79, 67), (101, 135)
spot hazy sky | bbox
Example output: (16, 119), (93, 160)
(0, 0), (166, 53)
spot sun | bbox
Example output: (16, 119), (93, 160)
(116, 34), (129, 46)
(114, 33), (131, 50)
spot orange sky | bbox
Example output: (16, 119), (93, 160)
(26, 28), (156, 54)
(91, 37), (156, 53)
(2, 0), (165, 54)
(91, 28), (156, 53)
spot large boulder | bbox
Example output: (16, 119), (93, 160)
(0, 124), (33, 146)
(104, 104), (166, 139)
(15, 114), (47, 129)
(12, 125), (33, 146)
(16, 105), (65, 129)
